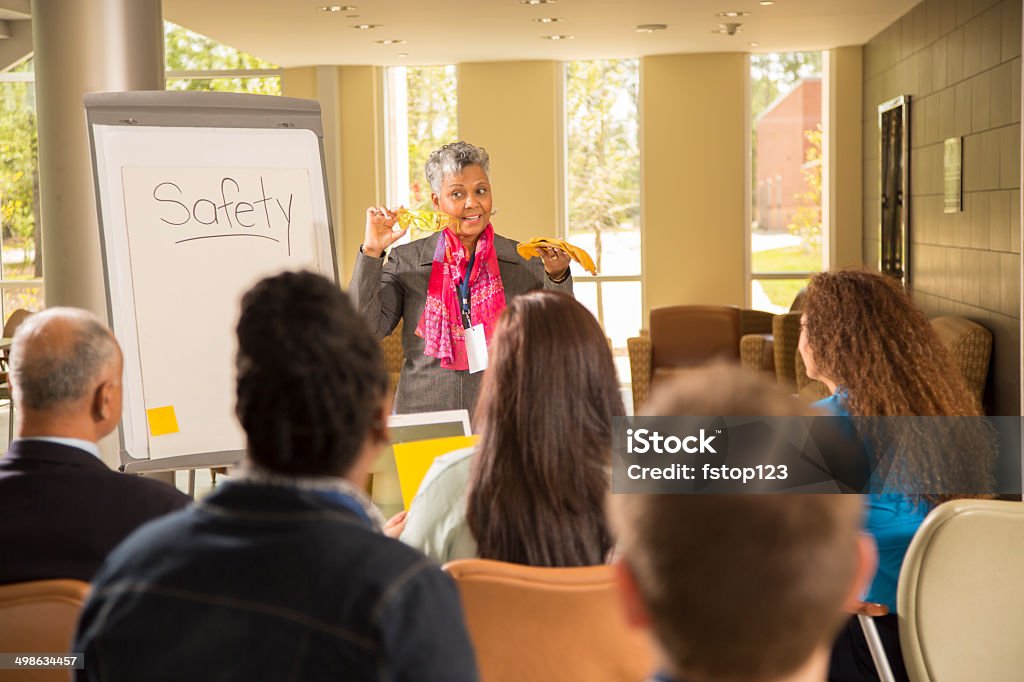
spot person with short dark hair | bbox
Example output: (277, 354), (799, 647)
(0, 308), (189, 585)
(610, 365), (876, 682)
(73, 272), (479, 682)
(351, 141), (574, 416)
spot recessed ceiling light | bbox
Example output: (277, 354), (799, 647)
(759, 1), (775, 5)
(396, 52), (409, 58)
(541, 34), (573, 40)
(346, 14), (359, 18)
(319, 5), (356, 12)
(533, 17), (565, 23)
(748, 41), (761, 47)
(635, 23), (668, 33)
(520, 0), (555, 4)
(717, 11), (750, 18)
(351, 24), (381, 29)
(375, 39), (406, 45)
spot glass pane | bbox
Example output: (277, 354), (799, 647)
(573, 281), (598, 322)
(566, 59), (640, 276)
(751, 278), (809, 314)
(405, 66), (457, 210)
(602, 281), (642, 386)
(750, 52), (823, 274)
(3, 287), (44, 325)
(0, 80), (41, 284)
(164, 22), (278, 71)
(601, 281), (642, 349)
(165, 77), (281, 96)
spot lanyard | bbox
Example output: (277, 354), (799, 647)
(458, 249), (476, 329)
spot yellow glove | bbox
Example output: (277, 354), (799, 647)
(517, 237), (597, 275)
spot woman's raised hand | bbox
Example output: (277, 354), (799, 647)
(362, 206), (407, 258)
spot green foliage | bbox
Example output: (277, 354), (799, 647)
(164, 22), (277, 72)
(404, 66), (457, 209)
(787, 125), (823, 250)
(0, 80), (39, 278)
(164, 22), (280, 95)
(566, 59), (639, 274)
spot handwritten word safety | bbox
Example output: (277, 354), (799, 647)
(153, 176), (295, 252)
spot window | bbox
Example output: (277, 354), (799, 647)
(164, 22), (281, 95)
(749, 52), (825, 313)
(0, 57), (42, 320)
(565, 59), (641, 386)
(384, 65), (458, 210)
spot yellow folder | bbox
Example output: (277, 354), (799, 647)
(393, 435), (479, 510)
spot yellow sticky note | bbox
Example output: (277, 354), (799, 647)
(393, 435), (479, 510)
(146, 405), (179, 437)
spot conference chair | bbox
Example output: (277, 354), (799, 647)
(0, 308), (34, 442)
(857, 499), (1024, 682)
(444, 559), (655, 682)
(0, 579), (90, 682)
(628, 305), (772, 409)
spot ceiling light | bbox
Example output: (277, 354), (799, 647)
(759, 1), (775, 5)
(520, 0), (556, 4)
(351, 24), (381, 29)
(748, 41), (761, 47)
(375, 39), (406, 45)
(396, 52), (409, 58)
(717, 11), (750, 17)
(711, 23), (743, 35)
(541, 34), (573, 40)
(533, 17), (565, 23)
(635, 23), (668, 33)
(319, 5), (356, 12)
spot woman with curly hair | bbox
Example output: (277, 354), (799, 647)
(400, 290), (621, 566)
(799, 269), (994, 682)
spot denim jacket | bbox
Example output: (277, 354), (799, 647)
(73, 475), (480, 682)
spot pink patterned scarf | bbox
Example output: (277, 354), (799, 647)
(416, 224), (506, 370)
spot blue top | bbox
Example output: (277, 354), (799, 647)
(814, 393), (929, 613)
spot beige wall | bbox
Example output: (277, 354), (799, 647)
(827, 46), (865, 268)
(457, 61), (561, 245)
(863, 0), (1021, 414)
(283, 65), (385, 284)
(641, 52), (747, 313)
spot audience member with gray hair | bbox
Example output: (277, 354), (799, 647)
(0, 308), (189, 585)
(351, 140), (574, 415)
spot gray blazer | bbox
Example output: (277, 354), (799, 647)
(350, 231), (573, 415)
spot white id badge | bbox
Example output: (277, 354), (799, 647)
(465, 324), (489, 374)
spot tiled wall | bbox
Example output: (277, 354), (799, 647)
(863, 0), (1022, 414)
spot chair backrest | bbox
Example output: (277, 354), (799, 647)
(929, 316), (991, 406)
(3, 308), (33, 339)
(380, 319), (404, 399)
(649, 305), (741, 371)
(898, 499), (1024, 682)
(0, 579), (90, 681)
(444, 559), (655, 682)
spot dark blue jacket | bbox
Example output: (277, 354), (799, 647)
(73, 479), (480, 682)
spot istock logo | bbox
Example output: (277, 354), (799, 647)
(625, 428), (718, 454)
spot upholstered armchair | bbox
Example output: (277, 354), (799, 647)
(627, 305), (773, 411)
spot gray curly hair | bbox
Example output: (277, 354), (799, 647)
(424, 141), (490, 194)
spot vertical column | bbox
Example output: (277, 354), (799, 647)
(31, 0), (164, 314)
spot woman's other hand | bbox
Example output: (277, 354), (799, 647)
(383, 510), (408, 539)
(542, 246), (571, 278)
(362, 206), (407, 257)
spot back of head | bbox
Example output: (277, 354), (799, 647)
(467, 290), (623, 566)
(801, 269), (977, 417)
(611, 365), (863, 682)
(9, 308), (119, 413)
(235, 271), (387, 477)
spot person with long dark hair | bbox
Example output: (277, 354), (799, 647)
(799, 269), (994, 682)
(400, 290), (622, 566)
